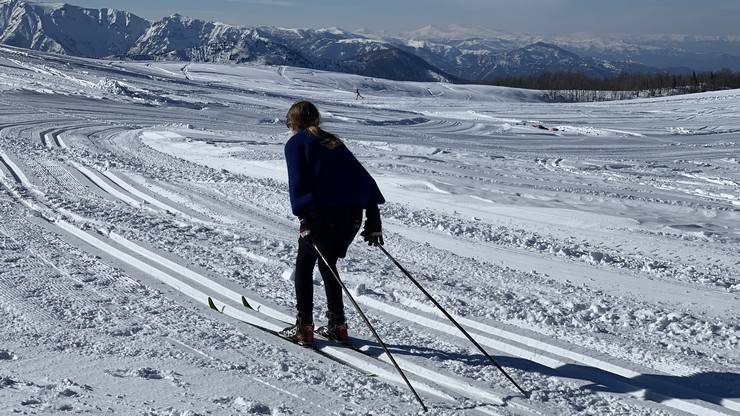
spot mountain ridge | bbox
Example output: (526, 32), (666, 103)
(0, 0), (457, 82)
(1, 1), (733, 82)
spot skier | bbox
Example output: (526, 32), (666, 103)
(279, 100), (385, 345)
(355, 88), (363, 100)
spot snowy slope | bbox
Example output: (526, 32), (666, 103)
(0, 47), (738, 415)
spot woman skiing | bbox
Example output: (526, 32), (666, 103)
(279, 100), (385, 345)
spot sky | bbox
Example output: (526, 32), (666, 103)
(32, 0), (740, 36)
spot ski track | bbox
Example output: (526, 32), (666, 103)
(0, 120), (513, 414)
(1, 151), (439, 415)
(3, 145), (735, 416)
(0, 145), (535, 415)
(355, 295), (739, 416)
(0, 120), (734, 416)
(0, 49), (738, 415)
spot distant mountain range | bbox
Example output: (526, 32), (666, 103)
(1, 1), (739, 83)
(391, 25), (740, 77)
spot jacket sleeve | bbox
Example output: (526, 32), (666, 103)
(285, 137), (313, 217)
(346, 147), (386, 206)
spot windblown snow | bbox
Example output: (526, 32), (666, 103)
(0, 44), (738, 415)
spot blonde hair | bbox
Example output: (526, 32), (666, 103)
(286, 101), (342, 149)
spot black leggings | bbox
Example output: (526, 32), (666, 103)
(294, 207), (362, 325)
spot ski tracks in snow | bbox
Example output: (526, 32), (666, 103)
(2, 150), (738, 415)
(1, 54), (739, 415)
(354, 295), (740, 416)
(0, 149), (537, 415)
(1, 124), (736, 415)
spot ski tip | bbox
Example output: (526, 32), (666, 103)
(207, 297), (218, 311)
(241, 296), (253, 310)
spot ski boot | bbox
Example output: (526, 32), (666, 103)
(317, 321), (349, 343)
(278, 321), (314, 346)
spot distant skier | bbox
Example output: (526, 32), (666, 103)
(279, 100), (385, 345)
(355, 88), (364, 100)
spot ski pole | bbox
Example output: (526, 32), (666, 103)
(312, 242), (428, 412)
(377, 245), (529, 398)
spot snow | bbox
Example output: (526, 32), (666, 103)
(336, 38), (385, 45)
(407, 39), (427, 49)
(0, 46), (738, 416)
(317, 27), (348, 36)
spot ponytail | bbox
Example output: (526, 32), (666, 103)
(307, 125), (342, 149)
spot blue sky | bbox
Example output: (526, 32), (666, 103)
(35, 0), (740, 35)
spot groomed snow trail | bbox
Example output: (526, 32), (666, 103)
(0, 46), (738, 415)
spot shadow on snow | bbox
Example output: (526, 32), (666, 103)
(351, 337), (739, 406)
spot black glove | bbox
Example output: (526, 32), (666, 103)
(361, 229), (384, 246)
(361, 205), (383, 246)
(299, 217), (310, 238)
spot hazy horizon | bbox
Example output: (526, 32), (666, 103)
(26, 0), (740, 37)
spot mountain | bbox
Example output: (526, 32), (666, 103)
(390, 37), (511, 81)
(256, 27), (378, 64)
(341, 47), (457, 82)
(550, 33), (740, 73)
(388, 37), (660, 81)
(0, 0), (148, 57)
(392, 25), (740, 75)
(478, 42), (657, 81)
(483, 42), (604, 79)
(0, 1), (735, 84)
(128, 14), (311, 66)
(400, 24), (518, 43)
(0, 1), (455, 82)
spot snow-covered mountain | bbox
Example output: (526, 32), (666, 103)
(370, 27), (665, 81)
(0, 1), (736, 83)
(400, 24), (519, 43)
(0, 1), (456, 82)
(253, 26), (459, 81)
(390, 37), (512, 81)
(0, 0), (148, 57)
(481, 42), (607, 79)
(552, 33), (740, 73)
(127, 14), (310, 67)
(390, 37), (660, 81)
(392, 24), (740, 76)
(477, 42), (656, 80)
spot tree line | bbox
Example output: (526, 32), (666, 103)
(482, 69), (740, 102)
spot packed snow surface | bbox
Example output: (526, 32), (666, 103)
(0, 45), (738, 415)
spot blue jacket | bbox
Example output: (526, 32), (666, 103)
(285, 129), (385, 217)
